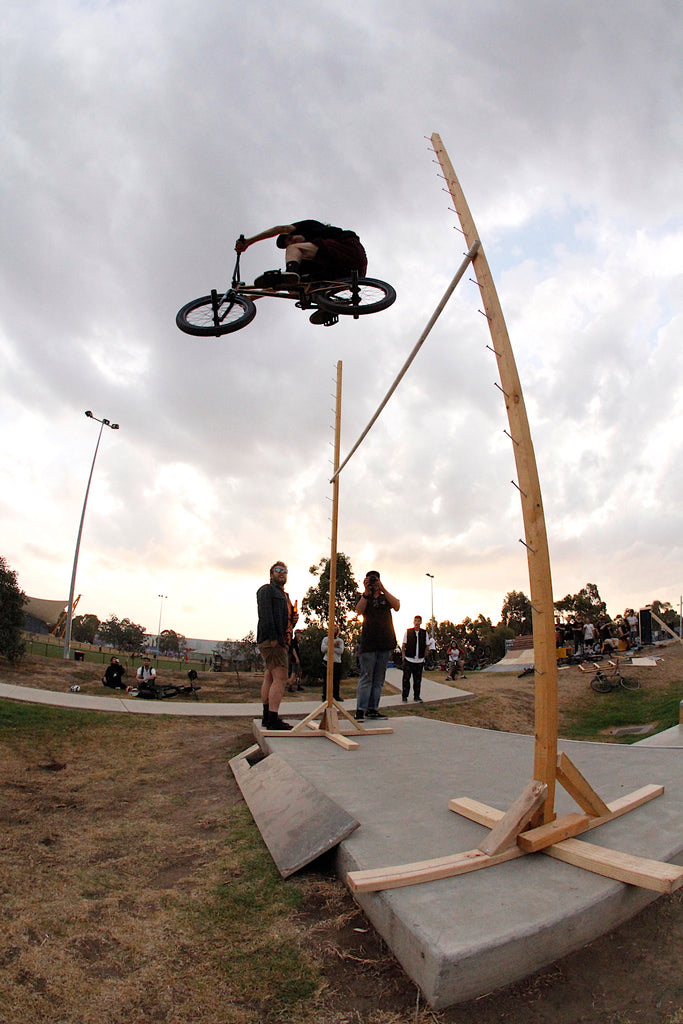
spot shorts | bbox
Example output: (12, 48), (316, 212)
(310, 236), (368, 279)
(258, 641), (288, 671)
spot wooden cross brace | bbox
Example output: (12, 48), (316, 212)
(261, 698), (392, 750)
(347, 752), (682, 895)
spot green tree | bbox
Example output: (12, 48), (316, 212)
(499, 590), (533, 634)
(71, 613), (100, 644)
(296, 621), (359, 683)
(158, 629), (186, 656)
(554, 582), (606, 622)
(301, 553), (359, 628)
(431, 620), (461, 652)
(98, 615), (147, 653)
(0, 556), (27, 663)
(649, 600), (679, 631)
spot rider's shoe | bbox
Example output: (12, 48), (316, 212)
(254, 269), (300, 289)
(309, 310), (339, 326)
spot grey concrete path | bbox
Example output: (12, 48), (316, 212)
(0, 667), (471, 716)
(636, 723), (683, 747)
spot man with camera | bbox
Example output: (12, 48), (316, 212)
(354, 571), (400, 721)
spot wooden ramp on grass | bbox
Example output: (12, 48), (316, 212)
(230, 745), (359, 877)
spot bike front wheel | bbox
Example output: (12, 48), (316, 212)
(619, 675), (641, 691)
(315, 277), (396, 317)
(590, 674), (613, 693)
(176, 290), (257, 336)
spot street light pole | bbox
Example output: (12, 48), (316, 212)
(425, 573), (435, 635)
(63, 411), (120, 659)
(157, 594), (168, 649)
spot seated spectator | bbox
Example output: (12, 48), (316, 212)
(102, 657), (126, 690)
(136, 657), (158, 698)
(598, 617), (616, 655)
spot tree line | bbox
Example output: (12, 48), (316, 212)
(2, 551), (679, 666)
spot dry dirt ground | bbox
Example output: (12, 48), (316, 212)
(1, 649), (682, 1024)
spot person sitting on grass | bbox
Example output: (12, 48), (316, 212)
(136, 657), (158, 699)
(102, 656), (126, 690)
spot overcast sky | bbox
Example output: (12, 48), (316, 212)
(2, 0), (682, 644)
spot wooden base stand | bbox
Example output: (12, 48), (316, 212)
(348, 753), (683, 894)
(262, 699), (392, 750)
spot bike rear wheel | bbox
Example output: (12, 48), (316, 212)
(176, 290), (257, 336)
(620, 675), (641, 691)
(315, 277), (396, 317)
(590, 673), (613, 693)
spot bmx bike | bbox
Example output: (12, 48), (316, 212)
(134, 671), (202, 701)
(176, 241), (396, 337)
(582, 659), (640, 693)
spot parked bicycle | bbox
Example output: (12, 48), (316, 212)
(585, 659), (640, 693)
(176, 238), (396, 337)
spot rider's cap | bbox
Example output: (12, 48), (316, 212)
(276, 233), (292, 249)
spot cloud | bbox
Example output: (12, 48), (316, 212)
(1, 0), (682, 641)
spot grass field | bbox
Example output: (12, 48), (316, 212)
(1, 648), (682, 1024)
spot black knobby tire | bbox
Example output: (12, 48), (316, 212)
(590, 673), (613, 694)
(620, 675), (641, 691)
(315, 277), (396, 317)
(176, 291), (257, 336)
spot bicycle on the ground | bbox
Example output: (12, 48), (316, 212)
(583, 658), (640, 693)
(176, 239), (396, 336)
(134, 670), (201, 701)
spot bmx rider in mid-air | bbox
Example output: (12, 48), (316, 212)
(235, 220), (367, 324)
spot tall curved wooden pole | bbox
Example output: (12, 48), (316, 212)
(431, 133), (558, 821)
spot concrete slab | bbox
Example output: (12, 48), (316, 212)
(636, 724), (683, 747)
(230, 745), (359, 877)
(257, 716), (683, 1009)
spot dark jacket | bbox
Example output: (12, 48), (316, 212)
(256, 582), (289, 644)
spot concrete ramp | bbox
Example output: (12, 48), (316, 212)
(255, 716), (683, 1008)
(230, 743), (359, 877)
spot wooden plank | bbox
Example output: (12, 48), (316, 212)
(347, 844), (525, 894)
(319, 705), (339, 733)
(449, 796), (505, 826)
(317, 730), (358, 750)
(229, 748), (359, 877)
(351, 785), (670, 894)
(517, 812), (590, 853)
(556, 752), (611, 817)
(545, 839), (683, 894)
(477, 780), (547, 855)
(450, 785), (664, 833)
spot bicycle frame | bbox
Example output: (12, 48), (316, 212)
(226, 249), (360, 307)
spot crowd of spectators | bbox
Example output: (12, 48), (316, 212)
(554, 608), (641, 658)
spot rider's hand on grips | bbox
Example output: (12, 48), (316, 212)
(235, 235), (248, 253)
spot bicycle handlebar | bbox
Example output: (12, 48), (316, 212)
(232, 234), (245, 287)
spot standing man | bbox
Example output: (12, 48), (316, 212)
(401, 615), (427, 703)
(256, 561), (297, 731)
(355, 571), (400, 721)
